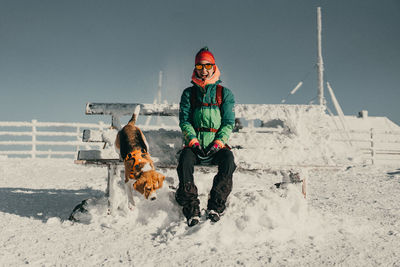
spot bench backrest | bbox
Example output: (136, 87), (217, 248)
(86, 103), (179, 129)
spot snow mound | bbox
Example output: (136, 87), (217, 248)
(73, 169), (325, 250)
(152, 185), (324, 249)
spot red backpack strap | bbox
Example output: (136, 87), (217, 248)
(216, 85), (223, 107)
(190, 86), (198, 109)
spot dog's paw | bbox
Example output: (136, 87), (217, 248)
(128, 202), (135, 211)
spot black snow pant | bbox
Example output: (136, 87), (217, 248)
(175, 147), (236, 219)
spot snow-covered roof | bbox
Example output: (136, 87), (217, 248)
(336, 115), (400, 132)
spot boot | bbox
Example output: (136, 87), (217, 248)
(206, 209), (220, 222)
(184, 205), (200, 227)
(187, 216), (200, 227)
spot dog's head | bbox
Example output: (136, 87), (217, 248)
(133, 170), (165, 200)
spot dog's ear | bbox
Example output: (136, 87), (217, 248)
(154, 172), (165, 190)
(133, 178), (146, 195)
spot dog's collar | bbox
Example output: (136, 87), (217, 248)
(125, 149), (148, 162)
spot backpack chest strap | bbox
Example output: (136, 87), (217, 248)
(195, 127), (218, 133)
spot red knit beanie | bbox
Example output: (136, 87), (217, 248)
(195, 47), (215, 64)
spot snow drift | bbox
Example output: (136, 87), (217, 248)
(1, 104), (400, 265)
(1, 159), (399, 266)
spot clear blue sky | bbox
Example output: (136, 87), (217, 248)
(1, 0), (399, 125)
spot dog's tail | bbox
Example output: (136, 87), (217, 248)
(128, 105), (141, 125)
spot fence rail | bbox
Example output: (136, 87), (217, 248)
(0, 120), (107, 158)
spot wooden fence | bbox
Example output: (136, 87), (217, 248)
(333, 128), (400, 165)
(1, 119), (399, 165)
(362, 129), (400, 165)
(0, 120), (107, 158)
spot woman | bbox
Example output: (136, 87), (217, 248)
(176, 47), (236, 227)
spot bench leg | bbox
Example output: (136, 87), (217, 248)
(106, 164), (114, 198)
(106, 164), (119, 213)
(106, 164), (130, 214)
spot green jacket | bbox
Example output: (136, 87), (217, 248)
(179, 80), (235, 149)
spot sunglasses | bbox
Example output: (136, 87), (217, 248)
(195, 63), (214, 70)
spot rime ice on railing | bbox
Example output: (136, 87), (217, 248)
(0, 120), (108, 158)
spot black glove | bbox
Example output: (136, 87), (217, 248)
(191, 141), (206, 157)
(205, 141), (222, 157)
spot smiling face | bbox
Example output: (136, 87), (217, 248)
(195, 60), (215, 80)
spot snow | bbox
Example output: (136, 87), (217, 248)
(1, 105), (400, 266)
(330, 115), (400, 132)
(1, 157), (400, 266)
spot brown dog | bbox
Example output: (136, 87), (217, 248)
(115, 105), (165, 205)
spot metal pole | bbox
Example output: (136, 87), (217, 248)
(156, 71), (163, 126)
(157, 70), (163, 104)
(370, 128), (375, 165)
(327, 82), (352, 146)
(145, 70), (163, 126)
(317, 7), (325, 106)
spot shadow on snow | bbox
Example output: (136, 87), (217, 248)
(0, 187), (103, 222)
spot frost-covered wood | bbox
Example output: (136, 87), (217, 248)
(0, 120), (105, 158)
(85, 103), (179, 117)
(85, 102), (323, 121)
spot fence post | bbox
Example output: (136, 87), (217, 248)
(98, 121), (106, 150)
(98, 121), (105, 130)
(32, 119), (37, 159)
(76, 126), (81, 152)
(370, 128), (375, 165)
(248, 120), (254, 128)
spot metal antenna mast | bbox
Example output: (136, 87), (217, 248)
(317, 7), (325, 106)
(156, 71), (163, 126)
(145, 70), (163, 126)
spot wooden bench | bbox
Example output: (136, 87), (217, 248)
(74, 102), (306, 168)
(75, 103), (327, 208)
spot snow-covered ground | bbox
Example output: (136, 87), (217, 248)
(1, 158), (399, 266)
